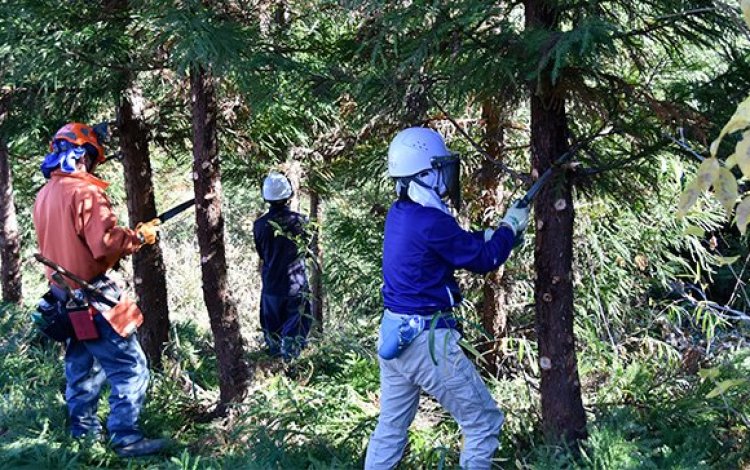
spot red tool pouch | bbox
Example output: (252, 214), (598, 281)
(101, 296), (143, 338)
(67, 304), (100, 341)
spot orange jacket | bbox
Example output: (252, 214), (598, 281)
(33, 171), (142, 286)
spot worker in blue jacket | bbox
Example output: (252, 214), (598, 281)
(253, 172), (312, 359)
(365, 127), (530, 469)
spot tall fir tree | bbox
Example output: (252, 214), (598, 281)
(107, 0), (172, 368)
(330, 0), (745, 445)
(0, 95), (22, 305)
(191, 62), (250, 405)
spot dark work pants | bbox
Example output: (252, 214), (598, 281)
(259, 292), (312, 358)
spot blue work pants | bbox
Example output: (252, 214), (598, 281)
(64, 314), (149, 447)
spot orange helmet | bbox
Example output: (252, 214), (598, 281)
(50, 122), (106, 163)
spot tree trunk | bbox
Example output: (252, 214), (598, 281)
(478, 100), (507, 377)
(118, 81), (170, 368)
(284, 160), (302, 212)
(309, 190), (324, 330)
(190, 65), (249, 406)
(525, 0), (587, 445)
(0, 136), (22, 305)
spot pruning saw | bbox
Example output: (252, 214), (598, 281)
(515, 139), (589, 209)
(156, 199), (195, 224)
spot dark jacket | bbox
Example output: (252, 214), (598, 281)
(253, 204), (309, 296)
(382, 200), (515, 315)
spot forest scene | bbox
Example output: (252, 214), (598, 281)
(2, 0), (750, 468)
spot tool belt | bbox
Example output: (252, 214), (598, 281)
(32, 275), (143, 341)
(33, 285), (99, 342)
(32, 291), (76, 342)
(377, 309), (459, 360)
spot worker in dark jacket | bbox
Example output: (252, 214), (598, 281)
(253, 172), (312, 359)
(365, 127), (530, 469)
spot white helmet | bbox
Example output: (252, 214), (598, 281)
(387, 127), (452, 177)
(388, 127), (462, 209)
(262, 172), (293, 201)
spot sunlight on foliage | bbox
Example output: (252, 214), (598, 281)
(696, 157), (721, 191)
(736, 196), (750, 234)
(714, 167), (739, 215)
(677, 179), (702, 218)
(710, 95), (750, 157)
(732, 130), (750, 177)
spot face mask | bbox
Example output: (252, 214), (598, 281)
(431, 154), (461, 210)
(397, 173), (451, 215)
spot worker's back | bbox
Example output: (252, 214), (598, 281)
(33, 171), (139, 285)
(253, 204), (308, 296)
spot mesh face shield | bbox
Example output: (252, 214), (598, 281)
(431, 154), (461, 209)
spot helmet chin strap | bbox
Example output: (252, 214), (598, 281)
(82, 154), (98, 173)
(408, 170), (445, 199)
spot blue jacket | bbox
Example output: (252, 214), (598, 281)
(382, 200), (515, 315)
(253, 204), (309, 296)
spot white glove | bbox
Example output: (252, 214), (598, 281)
(499, 201), (530, 236)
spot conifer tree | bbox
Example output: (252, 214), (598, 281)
(478, 99), (511, 376)
(333, 0), (744, 445)
(0, 96), (22, 305)
(107, 0), (172, 368)
(191, 62), (249, 404)
(523, 0), (587, 441)
(118, 82), (171, 367)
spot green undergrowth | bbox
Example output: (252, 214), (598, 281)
(1, 301), (749, 469)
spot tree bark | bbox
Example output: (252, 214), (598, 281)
(478, 100), (507, 377)
(190, 65), (249, 405)
(284, 160), (302, 212)
(309, 190), (324, 330)
(0, 135), (22, 305)
(525, 0), (587, 445)
(118, 81), (170, 368)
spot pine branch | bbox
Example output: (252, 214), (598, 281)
(615, 7), (718, 39)
(427, 92), (531, 185)
(54, 45), (166, 73)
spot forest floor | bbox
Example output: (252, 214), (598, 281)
(1, 298), (749, 469)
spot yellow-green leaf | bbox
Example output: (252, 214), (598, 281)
(734, 130), (750, 177)
(698, 367), (720, 380)
(706, 379), (747, 399)
(725, 153), (738, 169)
(716, 256), (740, 266)
(712, 94), (750, 156)
(695, 158), (720, 190)
(677, 179), (702, 218)
(683, 225), (705, 237)
(743, 0), (750, 28)
(710, 138), (721, 158)
(736, 196), (750, 234)
(458, 339), (487, 364)
(713, 167), (738, 214)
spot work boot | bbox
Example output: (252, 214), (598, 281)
(114, 438), (168, 458)
(281, 337), (300, 361)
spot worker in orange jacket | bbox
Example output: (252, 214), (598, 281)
(33, 122), (165, 458)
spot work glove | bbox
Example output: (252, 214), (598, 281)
(499, 200), (530, 237)
(135, 218), (160, 245)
